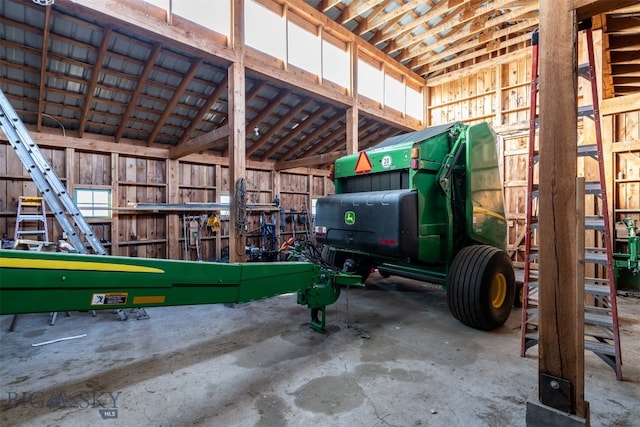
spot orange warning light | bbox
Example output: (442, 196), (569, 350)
(355, 151), (372, 174)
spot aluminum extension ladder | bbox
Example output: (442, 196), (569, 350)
(519, 21), (622, 380)
(0, 89), (106, 255)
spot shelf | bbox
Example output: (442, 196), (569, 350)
(118, 181), (167, 187)
(178, 185), (217, 190)
(117, 239), (167, 246)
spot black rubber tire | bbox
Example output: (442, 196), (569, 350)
(514, 280), (524, 308)
(320, 245), (347, 270)
(447, 245), (516, 331)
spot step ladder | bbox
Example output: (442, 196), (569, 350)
(519, 21), (622, 380)
(0, 89), (106, 255)
(14, 196), (49, 243)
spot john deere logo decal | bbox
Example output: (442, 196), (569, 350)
(344, 211), (356, 225)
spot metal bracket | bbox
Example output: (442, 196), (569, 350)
(540, 373), (572, 413)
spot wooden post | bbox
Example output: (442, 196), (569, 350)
(166, 159), (180, 260)
(228, 0), (246, 263)
(534, 0), (587, 421)
(346, 107), (359, 155)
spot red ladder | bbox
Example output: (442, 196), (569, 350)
(519, 20), (622, 380)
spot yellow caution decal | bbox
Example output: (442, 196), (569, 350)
(0, 258), (165, 274)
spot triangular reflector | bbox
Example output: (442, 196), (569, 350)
(355, 151), (372, 174)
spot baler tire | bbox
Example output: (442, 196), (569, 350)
(447, 245), (515, 331)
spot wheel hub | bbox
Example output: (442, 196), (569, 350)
(491, 273), (507, 308)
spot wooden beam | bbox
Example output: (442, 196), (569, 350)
(573, 0), (640, 20)
(366, 0), (443, 43)
(245, 90), (291, 136)
(274, 151), (344, 171)
(56, 0), (235, 62)
(400, 4), (539, 64)
(115, 43), (163, 142)
(228, 0), (246, 263)
(536, 0), (587, 419)
(36, 6), (51, 133)
(78, 24), (112, 138)
(338, 0), (384, 25)
(259, 104), (332, 161)
(354, 0), (398, 36)
(601, 92), (640, 115)
(147, 58), (203, 145)
(176, 78), (228, 145)
(168, 125), (230, 159)
(277, 115), (343, 161)
(246, 98), (311, 157)
(345, 107), (358, 155)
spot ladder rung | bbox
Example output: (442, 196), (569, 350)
(16, 230), (47, 235)
(585, 340), (616, 357)
(585, 284), (611, 296)
(585, 251), (608, 265)
(585, 181), (602, 195)
(18, 196), (44, 206)
(584, 312), (613, 327)
(584, 217), (604, 230)
(18, 215), (46, 221)
(577, 144), (598, 158)
(578, 105), (594, 118)
(584, 276), (610, 286)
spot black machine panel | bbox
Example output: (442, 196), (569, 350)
(315, 189), (418, 259)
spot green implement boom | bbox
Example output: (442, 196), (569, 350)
(0, 250), (362, 333)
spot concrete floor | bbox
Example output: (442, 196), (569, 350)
(1, 272), (639, 426)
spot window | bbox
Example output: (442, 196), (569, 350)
(288, 20), (321, 75)
(358, 58), (383, 102)
(322, 39), (349, 88)
(245, 0), (286, 60)
(406, 85), (424, 120)
(384, 73), (405, 112)
(220, 193), (230, 219)
(75, 189), (111, 218)
(171, 0), (229, 34)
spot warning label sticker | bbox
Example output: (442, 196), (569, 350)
(91, 293), (127, 306)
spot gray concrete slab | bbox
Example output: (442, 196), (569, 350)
(1, 272), (639, 426)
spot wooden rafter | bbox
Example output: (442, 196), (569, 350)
(386, 0), (521, 55)
(115, 42), (163, 142)
(168, 124), (230, 159)
(397, 2), (538, 64)
(176, 78), (228, 145)
(367, 0), (448, 47)
(246, 90), (291, 133)
(422, 30), (533, 75)
(36, 5), (51, 133)
(146, 58), (203, 145)
(339, 0), (385, 25)
(280, 112), (345, 159)
(354, 0), (399, 36)
(246, 97), (311, 157)
(364, 0), (424, 33)
(259, 103), (332, 161)
(78, 25), (112, 138)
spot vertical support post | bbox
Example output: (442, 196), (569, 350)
(111, 152), (119, 256)
(495, 63), (503, 127)
(538, 0), (578, 408)
(527, 0), (589, 424)
(167, 158), (180, 260)
(228, 0), (246, 263)
(345, 107), (358, 155)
